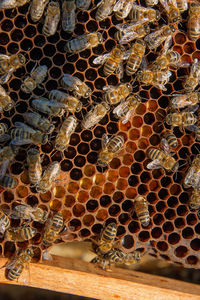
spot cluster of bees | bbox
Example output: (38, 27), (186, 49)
(0, 0), (199, 281)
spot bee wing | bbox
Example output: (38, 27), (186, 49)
(140, 56), (148, 69)
(0, 134), (10, 142)
(93, 53), (110, 65)
(183, 104), (199, 113)
(113, 0), (124, 11)
(113, 102), (124, 117)
(0, 70), (13, 85)
(102, 133), (110, 149)
(191, 58), (200, 75)
(118, 62), (124, 79)
(147, 159), (163, 170)
(103, 85), (116, 92)
(169, 0), (177, 7)
(5, 259), (18, 270)
(14, 122), (36, 133)
(131, 4), (148, 11)
(159, 0), (169, 11)
(119, 32), (138, 44)
(185, 125), (198, 132)
(0, 54), (9, 60)
(176, 61), (190, 68)
(48, 100), (68, 109)
(116, 21), (143, 32)
(162, 36), (172, 55)
(42, 250), (53, 261)
(123, 49), (131, 60)
(11, 138), (33, 145)
(122, 108), (135, 124)
(161, 138), (170, 153)
(0, 160), (10, 178)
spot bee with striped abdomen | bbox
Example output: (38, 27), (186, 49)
(48, 90), (82, 113)
(42, 212), (64, 247)
(43, 1), (60, 37)
(11, 122), (48, 146)
(30, 0), (49, 22)
(144, 25), (175, 50)
(0, 144), (19, 180)
(36, 161), (61, 193)
(95, 0), (116, 21)
(189, 188), (200, 210)
(27, 148), (42, 186)
(126, 40), (146, 75)
(98, 134), (124, 167)
(184, 155), (200, 189)
(6, 225), (37, 242)
(113, 0), (135, 20)
(188, 3), (200, 41)
(184, 59), (200, 92)
(159, 0), (181, 24)
(61, 74), (92, 98)
(64, 32), (103, 53)
(32, 97), (65, 117)
(176, 0), (187, 13)
(0, 123), (10, 143)
(23, 112), (55, 134)
(115, 22), (150, 44)
(55, 116), (77, 151)
(170, 92), (200, 109)
(21, 65), (47, 94)
(134, 196), (150, 227)
(103, 83), (132, 106)
(161, 131), (178, 149)
(11, 203), (48, 223)
(129, 4), (160, 23)
(6, 248), (34, 281)
(0, 53), (26, 84)
(0, 210), (10, 235)
(95, 223), (117, 256)
(0, 85), (14, 112)
(0, 175), (18, 189)
(62, 0), (76, 32)
(81, 102), (110, 129)
(137, 68), (172, 91)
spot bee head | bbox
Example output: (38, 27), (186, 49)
(18, 53), (26, 65)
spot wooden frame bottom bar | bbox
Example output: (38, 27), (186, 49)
(0, 256), (200, 300)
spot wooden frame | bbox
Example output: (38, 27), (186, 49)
(0, 256), (200, 300)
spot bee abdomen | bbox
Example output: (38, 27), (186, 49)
(52, 212), (63, 229)
(0, 123), (7, 135)
(188, 19), (200, 40)
(108, 136), (124, 152)
(135, 197), (150, 227)
(0, 175), (17, 188)
(7, 265), (23, 281)
(164, 132), (178, 148)
(148, 148), (161, 160)
(102, 223), (117, 241)
(21, 227), (36, 240)
(126, 55), (141, 75)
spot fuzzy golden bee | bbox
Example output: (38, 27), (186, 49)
(0, 175), (17, 188)
(11, 122), (48, 146)
(95, 0), (116, 21)
(61, 74), (92, 98)
(144, 25), (175, 50)
(0, 210), (10, 235)
(161, 131), (178, 149)
(0, 53), (26, 84)
(126, 40), (146, 75)
(188, 2), (200, 41)
(81, 102), (110, 129)
(21, 65), (47, 94)
(43, 1), (60, 37)
(32, 97), (65, 117)
(48, 90), (82, 113)
(184, 59), (200, 92)
(115, 22), (150, 44)
(137, 69), (172, 91)
(55, 115), (77, 151)
(6, 225), (37, 242)
(0, 85), (14, 112)
(36, 161), (61, 193)
(0, 144), (19, 177)
(98, 134), (124, 167)
(76, 0), (91, 9)
(170, 92), (200, 109)
(189, 188), (200, 210)
(27, 148), (42, 186)
(103, 83), (132, 106)
(113, 94), (141, 124)
(0, 0), (30, 9)
(42, 212), (64, 247)
(129, 4), (160, 23)
(6, 248), (34, 281)
(62, 0), (76, 32)
(64, 32), (103, 53)
(184, 155), (200, 190)
(30, 0), (49, 22)
(23, 112), (55, 134)
(134, 196), (150, 227)
(11, 203), (48, 223)
(159, 0), (181, 24)
(113, 0), (135, 20)
(93, 223), (117, 256)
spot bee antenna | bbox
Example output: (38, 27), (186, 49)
(51, 150), (58, 158)
(161, 16), (167, 24)
(194, 144), (200, 154)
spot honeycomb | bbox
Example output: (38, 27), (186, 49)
(0, 0), (199, 269)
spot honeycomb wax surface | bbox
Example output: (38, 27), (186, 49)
(0, 0), (199, 268)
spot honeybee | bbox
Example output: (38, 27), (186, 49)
(6, 225), (37, 242)
(147, 147), (179, 173)
(153, 36), (189, 70)
(94, 223), (117, 256)
(129, 5), (160, 23)
(62, 0), (76, 32)
(0, 85), (14, 112)
(165, 105), (198, 131)
(43, 1), (60, 37)
(11, 122), (48, 146)
(0, 0), (30, 9)
(134, 196), (150, 227)
(144, 25), (175, 50)
(27, 148), (42, 186)
(0, 123), (10, 143)
(30, 0), (49, 22)
(0, 144), (18, 178)
(48, 90), (82, 113)
(95, 0), (116, 21)
(55, 115), (77, 151)
(113, 0), (136, 20)
(11, 203), (48, 223)
(6, 248), (33, 281)
(115, 22), (150, 44)
(176, 0), (188, 13)
(103, 83), (132, 106)
(159, 0), (181, 24)
(42, 212), (64, 247)
(113, 94), (141, 124)
(188, 3), (200, 41)
(32, 97), (65, 117)
(0, 53), (26, 84)
(125, 39), (146, 75)
(64, 32), (103, 53)
(93, 45), (128, 77)
(137, 69), (172, 91)
(0, 175), (17, 188)
(145, 0), (158, 6)
(161, 131), (178, 149)
(61, 74), (92, 98)
(23, 112), (55, 134)
(184, 59), (200, 92)
(98, 134), (124, 167)
(184, 155), (200, 189)
(81, 102), (110, 129)
(0, 210), (10, 235)
(170, 92), (200, 109)
(189, 188), (200, 210)
(21, 65), (47, 94)
(75, 0), (91, 9)
(36, 161), (61, 193)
